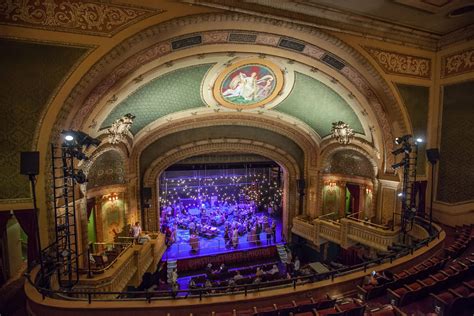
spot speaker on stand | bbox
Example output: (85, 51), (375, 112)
(20, 152), (44, 276)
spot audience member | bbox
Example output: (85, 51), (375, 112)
(268, 264), (279, 275)
(234, 270), (243, 280)
(294, 256), (301, 274)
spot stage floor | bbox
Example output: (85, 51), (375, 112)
(163, 214), (283, 260)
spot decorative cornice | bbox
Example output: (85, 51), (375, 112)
(441, 48), (474, 78)
(0, 0), (161, 37)
(364, 46), (431, 79)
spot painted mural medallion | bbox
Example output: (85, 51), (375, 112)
(213, 59), (284, 109)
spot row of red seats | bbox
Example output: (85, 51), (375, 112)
(211, 294), (336, 316)
(387, 254), (474, 307)
(446, 224), (473, 258)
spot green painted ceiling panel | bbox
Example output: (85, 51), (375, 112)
(101, 64), (214, 134)
(273, 72), (364, 137)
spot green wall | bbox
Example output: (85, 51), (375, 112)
(438, 81), (474, 203)
(396, 84), (429, 176)
(0, 39), (88, 199)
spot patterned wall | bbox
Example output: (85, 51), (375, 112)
(0, 39), (87, 200)
(322, 150), (374, 178)
(274, 72), (364, 137)
(87, 151), (126, 189)
(101, 64), (213, 134)
(438, 81), (474, 203)
(396, 84), (429, 176)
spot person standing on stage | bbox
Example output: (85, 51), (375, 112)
(265, 226), (272, 245)
(131, 221), (142, 243)
(271, 221), (276, 243)
(232, 227), (239, 248)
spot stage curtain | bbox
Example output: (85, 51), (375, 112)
(87, 198), (95, 220)
(346, 184), (360, 215)
(0, 212), (12, 236)
(13, 209), (39, 269)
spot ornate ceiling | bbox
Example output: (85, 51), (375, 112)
(99, 54), (366, 142)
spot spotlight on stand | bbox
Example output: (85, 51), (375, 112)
(395, 134), (412, 145)
(392, 160), (407, 170)
(61, 130), (101, 149)
(391, 144), (412, 155)
(73, 170), (87, 184)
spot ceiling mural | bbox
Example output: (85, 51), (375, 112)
(99, 53), (369, 145)
(213, 58), (284, 110)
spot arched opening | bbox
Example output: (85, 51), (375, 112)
(157, 154), (285, 259)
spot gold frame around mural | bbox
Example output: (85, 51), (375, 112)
(213, 58), (284, 110)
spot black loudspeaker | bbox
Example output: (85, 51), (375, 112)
(426, 148), (440, 165)
(297, 179), (306, 191)
(20, 151), (39, 175)
(142, 187), (152, 200)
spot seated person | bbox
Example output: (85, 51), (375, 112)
(234, 270), (244, 280)
(267, 264), (279, 275)
(253, 276), (262, 284)
(363, 271), (379, 287)
(255, 267), (264, 277)
(188, 278), (197, 290)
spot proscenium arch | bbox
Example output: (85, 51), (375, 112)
(142, 138), (300, 239)
(130, 117), (317, 218)
(48, 13), (406, 173)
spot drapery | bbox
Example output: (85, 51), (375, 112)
(13, 209), (39, 269)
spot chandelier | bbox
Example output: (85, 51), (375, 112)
(331, 121), (354, 145)
(107, 113), (135, 144)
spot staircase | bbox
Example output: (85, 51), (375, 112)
(167, 259), (177, 284)
(276, 244), (288, 263)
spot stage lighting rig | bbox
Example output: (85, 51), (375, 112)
(391, 160), (408, 170)
(395, 134), (412, 145)
(61, 130), (101, 149)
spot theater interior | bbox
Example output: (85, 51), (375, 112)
(0, 1), (473, 315)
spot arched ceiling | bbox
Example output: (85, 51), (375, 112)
(140, 125), (305, 175)
(99, 54), (366, 143)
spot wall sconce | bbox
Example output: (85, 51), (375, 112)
(326, 181), (337, 191)
(366, 188), (372, 194)
(103, 193), (119, 202)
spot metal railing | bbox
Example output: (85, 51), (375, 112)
(27, 217), (442, 304)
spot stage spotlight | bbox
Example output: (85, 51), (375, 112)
(398, 192), (403, 197)
(394, 134), (412, 145)
(416, 137), (423, 143)
(61, 130), (101, 149)
(392, 160), (407, 170)
(391, 144), (411, 155)
(74, 170), (87, 184)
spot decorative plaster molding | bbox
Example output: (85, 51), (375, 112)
(364, 47), (431, 79)
(0, 0), (160, 36)
(441, 48), (474, 78)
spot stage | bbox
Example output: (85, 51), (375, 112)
(162, 212), (283, 260)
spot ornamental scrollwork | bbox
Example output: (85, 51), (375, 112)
(0, 0), (159, 36)
(364, 47), (431, 79)
(441, 48), (474, 78)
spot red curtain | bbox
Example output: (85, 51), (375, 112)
(346, 184), (360, 215)
(13, 209), (39, 269)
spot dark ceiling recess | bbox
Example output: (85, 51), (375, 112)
(166, 161), (279, 171)
(448, 5), (474, 17)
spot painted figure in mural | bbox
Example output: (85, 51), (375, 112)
(221, 68), (275, 104)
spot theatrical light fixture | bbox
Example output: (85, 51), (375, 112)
(391, 144), (412, 155)
(392, 160), (407, 170)
(73, 170), (87, 184)
(394, 134), (412, 145)
(398, 192), (403, 197)
(416, 137), (423, 143)
(61, 130), (101, 149)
